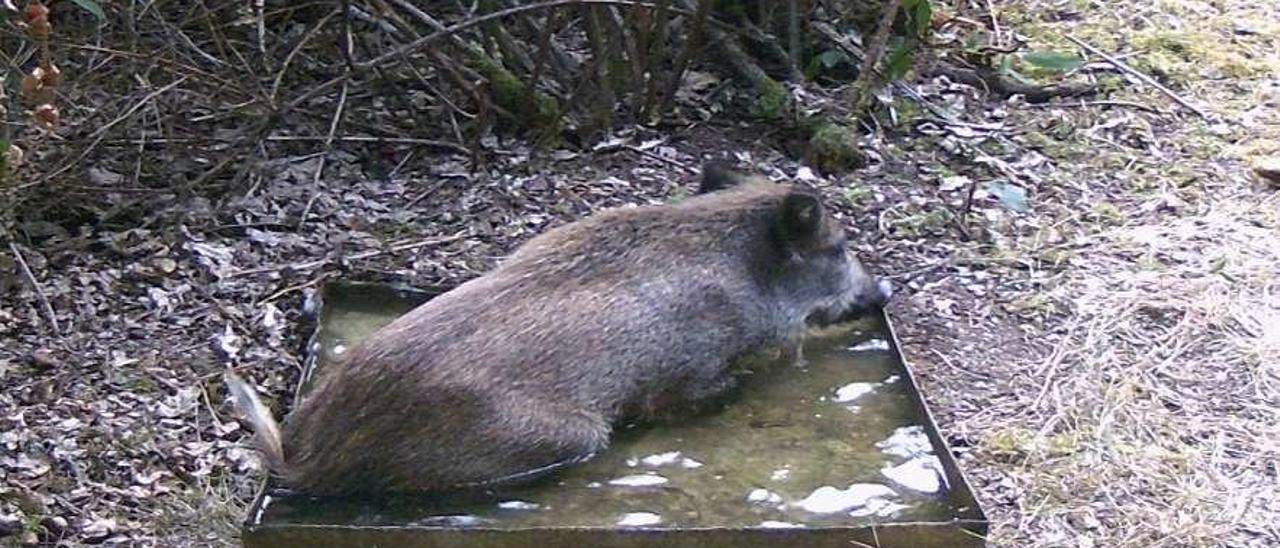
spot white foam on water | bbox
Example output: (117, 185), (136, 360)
(793, 483), (897, 514)
(640, 451), (682, 467)
(877, 425), (933, 459)
(849, 339), (890, 352)
(834, 382), (877, 403)
(497, 500), (540, 510)
(881, 456), (946, 493)
(746, 488), (783, 505)
(759, 521), (805, 529)
(849, 498), (911, 518)
(617, 512), (662, 526)
(608, 474), (669, 487)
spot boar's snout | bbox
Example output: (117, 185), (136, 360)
(849, 276), (893, 314)
(807, 269), (893, 327)
(873, 279), (894, 307)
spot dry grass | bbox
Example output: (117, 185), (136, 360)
(977, 192), (1279, 547)
(903, 0), (1280, 545)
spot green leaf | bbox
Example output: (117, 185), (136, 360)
(816, 50), (848, 69)
(69, 0), (106, 20)
(964, 30), (989, 53)
(997, 55), (1013, 76)
(987, 181), (1029, 212)
(910, 0), (933, 38)
(882, 38), (915, 81)
(1022, 50), (1084, 73)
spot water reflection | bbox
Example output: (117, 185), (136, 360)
(497, 500), (540, 511)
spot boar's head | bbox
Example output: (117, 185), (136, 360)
(700, 161), (892, 327)
(774, 189), (892, 326)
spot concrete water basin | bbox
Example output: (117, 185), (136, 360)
(241, 281), (987, 547)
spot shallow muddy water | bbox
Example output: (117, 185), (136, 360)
(258, 283), (978, 532)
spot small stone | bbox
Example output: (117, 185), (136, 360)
(29, 349), (57, 369)
(78, 517), (116, 541)
(1252, 157), (1280, 186)
(39, 516), (67, 535)
(152, 257), (178, 274)
(0, 513), (22, 536)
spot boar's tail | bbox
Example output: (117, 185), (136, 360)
(223, 370), (286, 472)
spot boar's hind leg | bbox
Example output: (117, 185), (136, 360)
(469, 399), (611, 488)
(637, 367), (740, 422)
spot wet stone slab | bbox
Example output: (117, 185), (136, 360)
(244, 282), (987, 547)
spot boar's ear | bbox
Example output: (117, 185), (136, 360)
(779, 190), (824, 242)
(698, 161), (745, 194)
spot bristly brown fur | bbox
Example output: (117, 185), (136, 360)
(231, 168), (889, 496)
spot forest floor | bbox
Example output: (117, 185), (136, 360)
(2, 0), (1277, 546)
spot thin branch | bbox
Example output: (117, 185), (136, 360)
(229, 231), (470, 278)
(850, 0), (903, 105)
(296, 77), (349, 228)
(1064, 34), (1212, 120)
(7, 239), (60, 335)
(98, 135), (470, 153)
(34, 76), (189, 188)
(1027, 99), (1164, 115)
(270, 9), (339, 104)
(277, 0), (666, 123)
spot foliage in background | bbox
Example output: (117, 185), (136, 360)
(0, 0), (941, 227)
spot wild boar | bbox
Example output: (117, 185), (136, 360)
(225, 163), (892, 496)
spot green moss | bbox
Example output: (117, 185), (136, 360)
(751, 78), (789, 120)
(806, 122), (864, 173)
(1010, 293), (1058, 315)
(1022, 130), (1086, 160)
(1097, 74), (1126, 94)
(1132, 29), (1270, 78)
(843, 186), (872, 205)
(891, 97), (921, 127)
(1043, 432), (1082, 457)
(1037, 247), (1075, 266)
(475, 56), (562, 142)
(1089, 202), (1124, 224)
(982, 427), (1034, 460)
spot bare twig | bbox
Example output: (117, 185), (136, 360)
(296, 77), (349, 228)
(787, 0), (801, 80)
(229, 231), (469, 278)
(269, 9), (339, 103)
(258, 274), (330, 305)
(1028, 99), (1164, 115)
(660, 0), (713, 114)
(851, 0), (904, 106)
(624, 145), (696, 173)
(6, 239), (60, 335)
(927, 62), (1096, 103)
(100, 135), (470, 154)
(984, 0), (1002, 47)
(1064, 34), (1212, 120)
(35, 76), (189, 187)
(279, 0), (666, 123)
